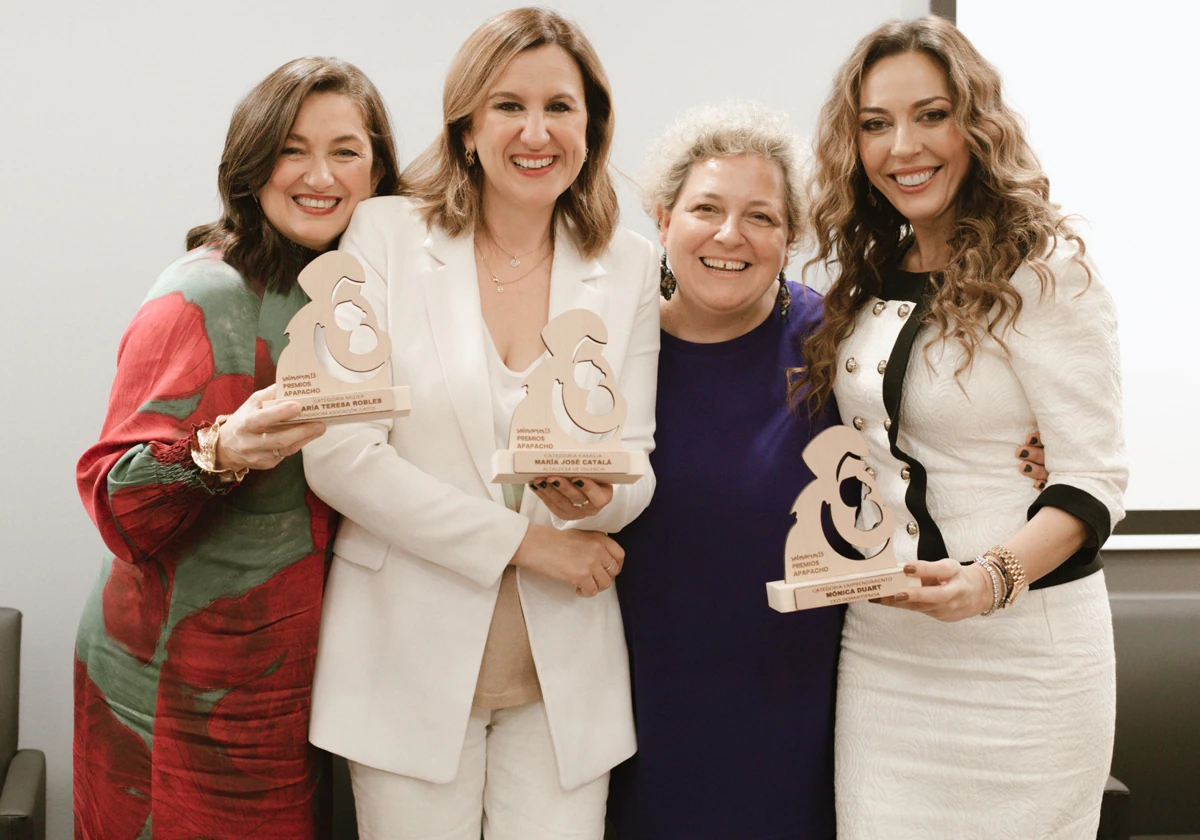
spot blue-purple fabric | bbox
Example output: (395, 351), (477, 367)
(609, 283), (844, 840)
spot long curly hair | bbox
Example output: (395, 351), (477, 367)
(792, 16), (1088, 412)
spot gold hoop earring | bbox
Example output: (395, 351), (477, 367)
(465, 148), (476, 166)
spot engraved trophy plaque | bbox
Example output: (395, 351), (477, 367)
(767, 425), (918, 612)
(263, 251), (410, 423)
(492, 308), (645, 484)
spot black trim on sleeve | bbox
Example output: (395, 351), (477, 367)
(1026, 484), (1111, 590)
(876, 269), (1108, 589)
(881, 284), (950, 562)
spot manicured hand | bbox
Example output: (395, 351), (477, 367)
(1017, 431), (1048, 489)
(528, 476), (614, 521)
(877, 558), (992, 622)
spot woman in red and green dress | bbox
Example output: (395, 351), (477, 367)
(73, 57), (401, 840)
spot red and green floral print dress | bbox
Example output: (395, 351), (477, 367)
(74, 248), (335, 840)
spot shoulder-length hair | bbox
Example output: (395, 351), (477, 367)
(187, 56), (402, 291)
(793, 16), (1088, 412)
(403, 7), (619, 258)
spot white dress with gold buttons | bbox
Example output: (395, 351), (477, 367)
(831, 241), (1127, 840)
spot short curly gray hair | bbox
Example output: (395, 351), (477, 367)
(641, 101), (807, 244)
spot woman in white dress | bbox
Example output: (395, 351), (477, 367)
(794, 16), (1126, 839)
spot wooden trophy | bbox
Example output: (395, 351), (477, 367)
(492, 309), (645, 484)
(263, 251), (410, 423)
(766, 425), (918, 612)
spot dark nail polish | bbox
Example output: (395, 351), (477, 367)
(572, 480), (584, 488)
(551, 480), (560, 487)
(903, 564), (916, 575)
(529, 482), (538, 490)
(1030, 436), (1039, 445)
(1038, 482), (1046, 490)
(538, 481), (548, 489)
(1019, 449), (1029, 458)
(1023, 464), (1033, 473)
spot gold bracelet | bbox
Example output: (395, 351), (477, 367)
(190, 415), (249, 483)
(985, 545), (1027, 607)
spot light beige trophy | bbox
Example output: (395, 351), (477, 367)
(263, 251), (410, 423)
(492, 309), (645, 484)
(767, 425), (918, 612)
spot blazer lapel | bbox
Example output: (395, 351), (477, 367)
(548, 223), (606, 319)
(421, 227), (501, 502)
(420, 222), (609, 499)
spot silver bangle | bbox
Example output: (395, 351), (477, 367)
(974, 555), (1004, 616)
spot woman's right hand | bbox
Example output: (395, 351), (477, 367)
(1017, 431), (1048, 489)
(215, 384), (327, 473)
(511, 524), (625, 597)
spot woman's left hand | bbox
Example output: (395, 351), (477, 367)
(878, 558), (992, 622)
(529, 476), (613, 521)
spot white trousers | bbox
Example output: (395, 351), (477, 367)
(349, 701), (609, 840)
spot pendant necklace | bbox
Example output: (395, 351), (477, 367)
(485, 227), (549, 267)
(476, 239), (553, 292)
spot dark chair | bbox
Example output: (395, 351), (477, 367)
(1098, 775), (1130, 840)
(0, 608), (46, 840)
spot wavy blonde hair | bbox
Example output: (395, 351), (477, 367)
(403, 7), (619, 258)
(793, 16), (1088, 412)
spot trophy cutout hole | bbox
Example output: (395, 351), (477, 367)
(766, 424), (918, 612)
(492, 309), (646, 484)
(264, 251), (410, 424)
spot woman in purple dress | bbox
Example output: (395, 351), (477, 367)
(607, 103), (843, 840)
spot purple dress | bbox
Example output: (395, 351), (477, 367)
(609, 284), (844, 840)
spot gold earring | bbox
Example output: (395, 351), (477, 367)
(582, 147), (588, 163)
(465, 148), (476, 166)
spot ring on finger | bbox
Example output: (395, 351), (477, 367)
(273, 448), (283, 460)
(603, 562), (615, 573)
(572, 500), (588, 509)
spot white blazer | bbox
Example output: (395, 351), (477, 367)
(303, 196), (659, 789)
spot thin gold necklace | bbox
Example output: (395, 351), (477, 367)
(475, 239), (553, 292)
(485, 227), (549, 267)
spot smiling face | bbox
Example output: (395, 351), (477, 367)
(857, 51), (971, 242)
(257, 91), (378, 251)
(463, 44), (589, 216)
(660, 154), (790, 338)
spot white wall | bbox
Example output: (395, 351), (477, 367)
(0, 1), (926, 836)
(957, 0), (1200, 511)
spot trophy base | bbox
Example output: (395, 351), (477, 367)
(491, 449), (646, 484)
(264, 386), (411, 425)
(766, 565), (918, 612)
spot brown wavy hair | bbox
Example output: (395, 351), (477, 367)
(402, 7), (619, 258)
(187, 57), (402, 291)
(792, 16), (1088, 412)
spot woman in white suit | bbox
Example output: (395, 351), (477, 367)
(301, 8), (659, 840)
